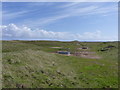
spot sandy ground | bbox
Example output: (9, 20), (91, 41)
(72, 51), (101, 59)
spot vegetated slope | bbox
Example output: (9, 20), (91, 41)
(2, 41), (118, 88)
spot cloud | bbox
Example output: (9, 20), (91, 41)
(21, 2), (117, 27)
(1, 24), (69, 40)
(3, 2), (117, 27)
(3, 10), (33, 21)
(1, 24), (117, 41)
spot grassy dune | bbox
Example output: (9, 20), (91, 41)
(2, 40), (118, 88)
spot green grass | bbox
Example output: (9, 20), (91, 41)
(2, 40), (118, 88)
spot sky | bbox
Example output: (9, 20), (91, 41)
(1, 2), (118, 41)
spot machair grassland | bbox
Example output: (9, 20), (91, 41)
(2, 40), (118, 88)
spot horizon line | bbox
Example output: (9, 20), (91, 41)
(1, 39), (119, 42)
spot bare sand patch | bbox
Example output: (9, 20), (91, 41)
(72, 51), (101, 59)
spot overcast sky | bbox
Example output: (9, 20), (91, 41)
(1, 2), (118, 41)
